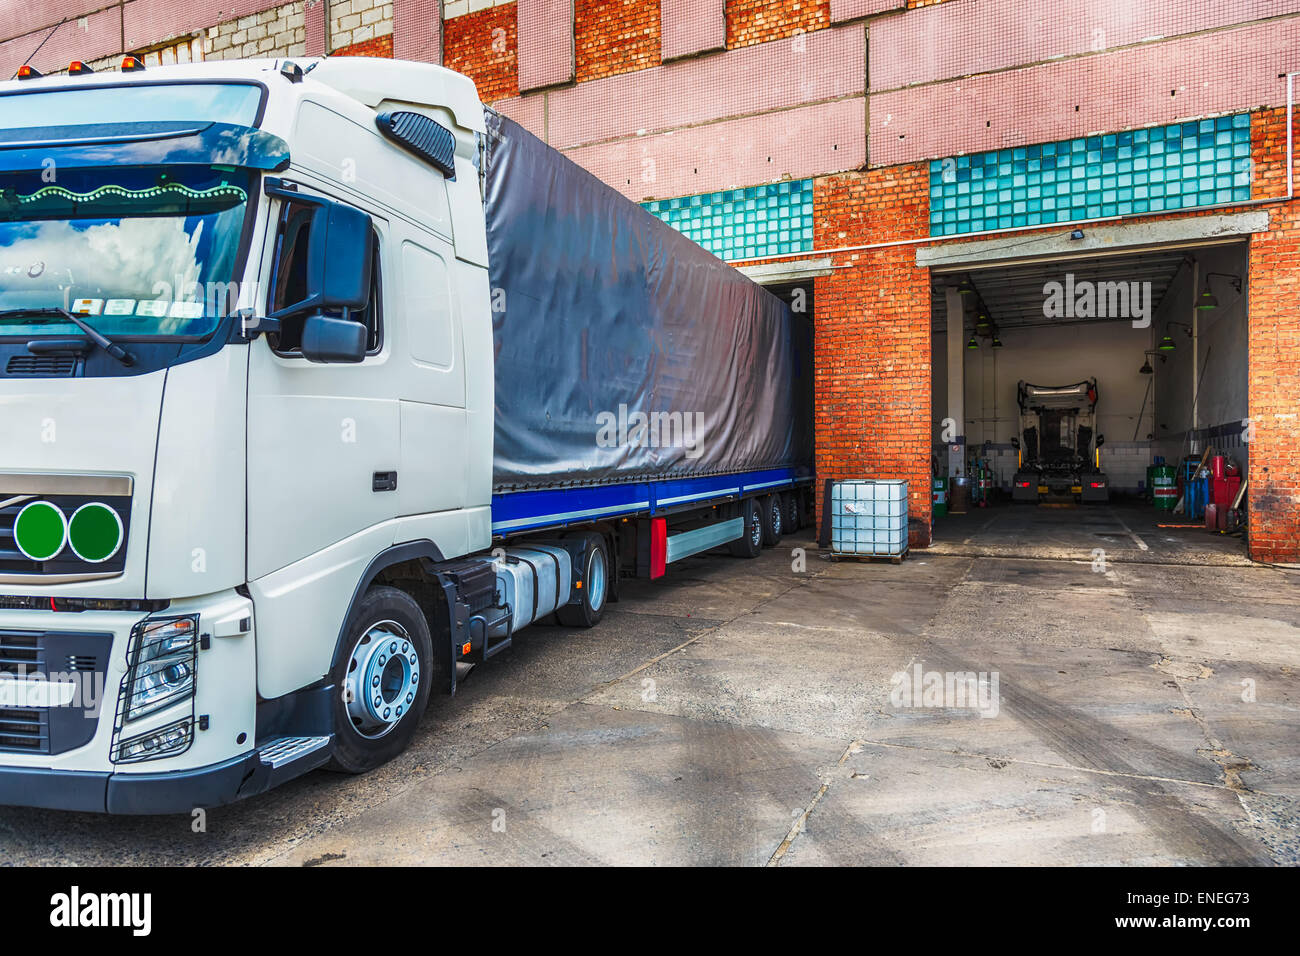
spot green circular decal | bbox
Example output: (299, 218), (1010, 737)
(14, 501), (67, 562)
(68, 502), (124, 563)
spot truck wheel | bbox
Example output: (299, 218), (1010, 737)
(761, 494), (783, 547)
(557, 534), (609, 628)
(784, 492), (801, 533)
(728, 498), (763, 558)
(326, 586), (433, 774)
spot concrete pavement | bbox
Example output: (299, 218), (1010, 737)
(2, 507), (1297, 866)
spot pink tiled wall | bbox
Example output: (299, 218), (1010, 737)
(567, 97), (865, 201)
(870, 0), (1300, 91)
(517, 0), (573, 91)
(543, 23), (864, 149)
(122, 0), (287, 52)
(394, 0), (442, 64)
(660, 0), (725, 61)
(870, 17), (1300, 167)
(830, 0), (903, 24)
(1, 1), (107, 43)
(305, 0), (326, 56)
(0, 8), (123, 78)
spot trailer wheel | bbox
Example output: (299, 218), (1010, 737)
(783, 492), (801, 533)
(728, 498), (763, 558)
(557, 533), (609, 628)
(326, 586), (433, 774)
(761, 494), (783, 547)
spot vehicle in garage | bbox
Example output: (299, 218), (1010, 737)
(0, 57), (812, 813)
(1011, 379), (1109, 504)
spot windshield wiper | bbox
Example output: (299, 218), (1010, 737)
(0, 307), (135, 367)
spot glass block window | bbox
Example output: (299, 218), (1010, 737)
(929, 114), (1253, 236)
(642, 179), (814, 261)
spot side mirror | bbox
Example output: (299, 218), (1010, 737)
(301, 313), (367, 364)
(1010, 437), (1020, 449)
(1095, 434), (1105, 448)
(306, 202), (375, 311)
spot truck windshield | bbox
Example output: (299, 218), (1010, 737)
(0, 164), (253, 339)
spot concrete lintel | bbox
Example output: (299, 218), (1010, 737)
(918, 210), (1271, 272)
(738, 257), (835, 285)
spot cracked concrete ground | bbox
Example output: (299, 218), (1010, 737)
(1, 505), (1296, 866)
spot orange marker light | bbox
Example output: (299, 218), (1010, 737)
(68, 60), (94, 75)
(120, 55), (145, 72)
(461, 642), (471, 656)
(16, 64), (42, 79)
(575, 581), (582, 589)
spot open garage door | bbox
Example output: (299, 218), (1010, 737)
(927, 240), (1250, 564)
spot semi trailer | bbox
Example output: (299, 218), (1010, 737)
(1010, 379), (1109, 503)
(0, 57), (813, 813)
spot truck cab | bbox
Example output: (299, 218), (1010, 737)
(0, 57), (494, 811)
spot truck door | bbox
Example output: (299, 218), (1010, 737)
(246, 189), (400, 581)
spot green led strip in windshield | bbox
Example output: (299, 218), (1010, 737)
(18, 182), (248, 205)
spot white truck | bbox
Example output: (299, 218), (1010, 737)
(0, 56), (813, 812)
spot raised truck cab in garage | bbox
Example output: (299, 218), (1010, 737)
(1010, 379), (1110, 504)
(0, 57), (813, 813)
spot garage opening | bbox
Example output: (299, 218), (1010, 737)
(928, 241), (1250, 563)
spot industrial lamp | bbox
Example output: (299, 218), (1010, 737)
(966, 334), (979, 349)
(1195, 272), (1242, 310)
(957, 276), (976, 296)
(991, 331), (1003, 348)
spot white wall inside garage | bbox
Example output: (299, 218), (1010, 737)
(1152, 245), (1249, 472)
(933, 317), (1160, 492)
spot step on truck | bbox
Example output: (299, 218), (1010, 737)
(0, 57), (814, 813)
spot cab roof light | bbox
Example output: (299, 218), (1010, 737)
(16, 64), (43, 80)
(120, 55), (145, 72)
(68, 60), (94, 76)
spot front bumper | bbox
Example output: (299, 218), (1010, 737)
(0, 731), (335, 814)
(0, 751), (261, 814)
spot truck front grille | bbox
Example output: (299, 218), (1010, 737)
(0, 708), (47, 750)
(0, 628), (112, 755)
(0, 490), (131, 578)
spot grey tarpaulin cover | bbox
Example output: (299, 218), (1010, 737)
(484, 108), (813, 491)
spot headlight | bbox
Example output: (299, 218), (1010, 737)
(115, 718), (194, 764)
(124, 615), (198, 721)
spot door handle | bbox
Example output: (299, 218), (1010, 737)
(373, 471), (398, 492)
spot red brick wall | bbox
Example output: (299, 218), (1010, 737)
(726, 0), (830, 49)
(332, 34), (394, 58)
(444, 4), (519, 103)
(813, 163), (934, 545)
(575, 0), (661, 82)
(1246, 106), (1300, 564)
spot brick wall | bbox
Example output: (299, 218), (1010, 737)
(333, 33), (395, 56)
(206, 3), (305, 60)
(575, 0), (660, 82)
(330, 0), (394, 52)
(1245, 106), (1300, 563)
(726, 0), (829, 49)
(444, 3), (518, 101)
(813, 163), (933, 544)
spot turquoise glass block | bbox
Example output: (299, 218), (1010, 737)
(929, 113), (1253, 236)
(642, 179), (814, 261)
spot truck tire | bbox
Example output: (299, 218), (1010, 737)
(326, 586), (433, 774)
(728, 498), (763, 558)
(760, 494), (783, 547)
(783, 492), (801, 533)
(557, 533), (609, 628)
